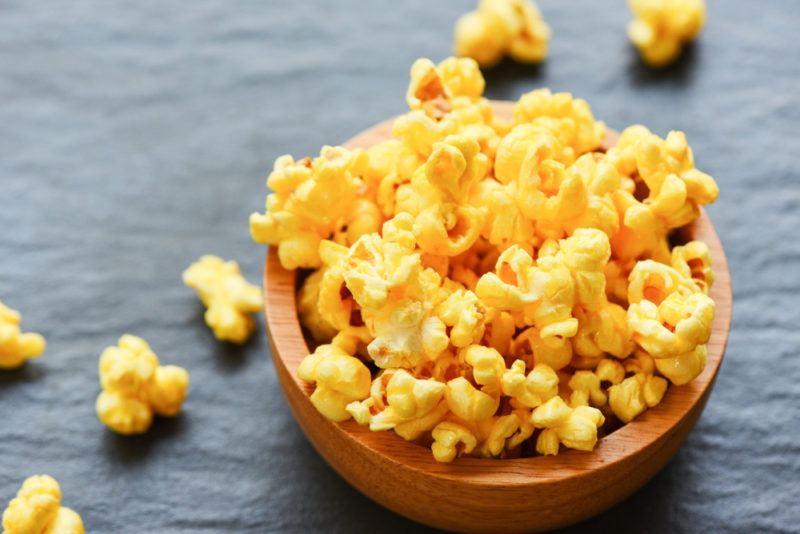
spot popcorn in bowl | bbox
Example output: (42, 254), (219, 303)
(251, 57), (719, 462)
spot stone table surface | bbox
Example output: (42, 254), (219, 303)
(1, 1), (799, 532)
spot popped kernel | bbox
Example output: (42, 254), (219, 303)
(454, 0), (551, 67)
(0, 300), (45, 370)
(183, 255), (262, 344)
(608, 373), (668, 422)
(96, 335), (189, 434)
(628, 0), (705, 67)
(2, 475), (84, 534)
(347, 369), (446, 431)
(531, 396), (605, 455)
(255, 56), (721, 462)
(445, 376), (500, 421)
(298, 343), (371, 422)
(501, 359), (558, 408)
(431, 421), (478, 462)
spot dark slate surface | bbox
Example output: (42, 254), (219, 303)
(1, 1), (799, 532)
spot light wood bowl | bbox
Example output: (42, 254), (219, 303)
(262, 101), (732, 533)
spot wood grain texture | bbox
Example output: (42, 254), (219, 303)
(263, 101), (732, 533)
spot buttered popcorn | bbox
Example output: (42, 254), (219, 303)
(252, 57), (720, 462)
(628, 0), (706, 67)
(183, 255), (263, 344)
(96, 335), (189, 434)
(2, 475), (84, 534)
(454, 0), (551, 67)
(0, 300), (46, 370)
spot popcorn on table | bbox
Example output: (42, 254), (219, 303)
(628, 0), (706, 67)
(454, 0), (550, 67)
(2, 475), (84, 534)
(96, 335), (189, 434)
(0, 300), (45, 370)
(183, 255), (263, 344)
(250, 56), (720, 462)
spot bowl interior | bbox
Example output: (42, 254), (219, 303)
(263, 101), (732, 484)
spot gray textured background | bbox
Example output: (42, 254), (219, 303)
(1, 1), (799, 532)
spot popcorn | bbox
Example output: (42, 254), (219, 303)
(454, 0), (551, 68)
(608, 373), (668, 422)
(531, 396), (605, 455)
(298, 343), (371, 422)
(250, 146), (375, 269)
(349, 369), (447, 432)
(501, 360), (558, 408)
(0, 300), (45, 370)
(183, 255), (263, 344)
(431, 421), (478, 462)
(628, 0), (705, 67)
(513, 89), (606, 158)
(671, 240), (714, 293)
(445, 377), (500, 421)
(2, 475), (84, 534)
(256, 56), (721, 461)
(96, 335), (189, 434)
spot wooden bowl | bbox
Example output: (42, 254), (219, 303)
(262, 101), (732, 533)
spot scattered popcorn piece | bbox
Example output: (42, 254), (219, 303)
(608, 373), (668, 422)
(0, 300), (46, 370)
(96, 335), (189, 434)
(2, 475), (84, 534)
(531, 396), (605, 455)
(454, 0), (551, 67)
(628, 0), (705, 67)
(255, 56), (722, 461)
(183, 255), (263, 344)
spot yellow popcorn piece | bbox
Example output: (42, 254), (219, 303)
(572, 300), (635, 361)
(471, 178), (535, 250)
(445, 376), (500, 421)
(531, 396), (605, 455)
(0, 300), (46, 370)
(627, 259), (696, 306)
(628, 290), (715, 360)
(628, 0), (705, 67)
(609, 126), (718, 235)
(410, 135), (488, 256)
(608, 373), (668, 422)
(501, 359), (558, 408)
(437, 289), (488, 349)
(454, 0), (551, 67)
(96, 335), (189, 435)
(347, 369), (446, 432)
(511, 326), (572, 371)
(183, 255), (263, 344)
(568, 370), (606, 408)
(671, 240), (714, 293)
(250, 146), (371, 269)
(297, 269), (338, 344)
(461, 345), (506, 393)
(298, 343), (371, 422)
(2, 475), (84, 534)
(477, 409), (535, 457)
(431, 421), (478, 463)
(560, 228), (611, 311)
(513, 89), (606, 158)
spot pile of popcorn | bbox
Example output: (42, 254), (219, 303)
(251, 56), (719, 462)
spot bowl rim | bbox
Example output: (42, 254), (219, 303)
(262, 101), (732, 487)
